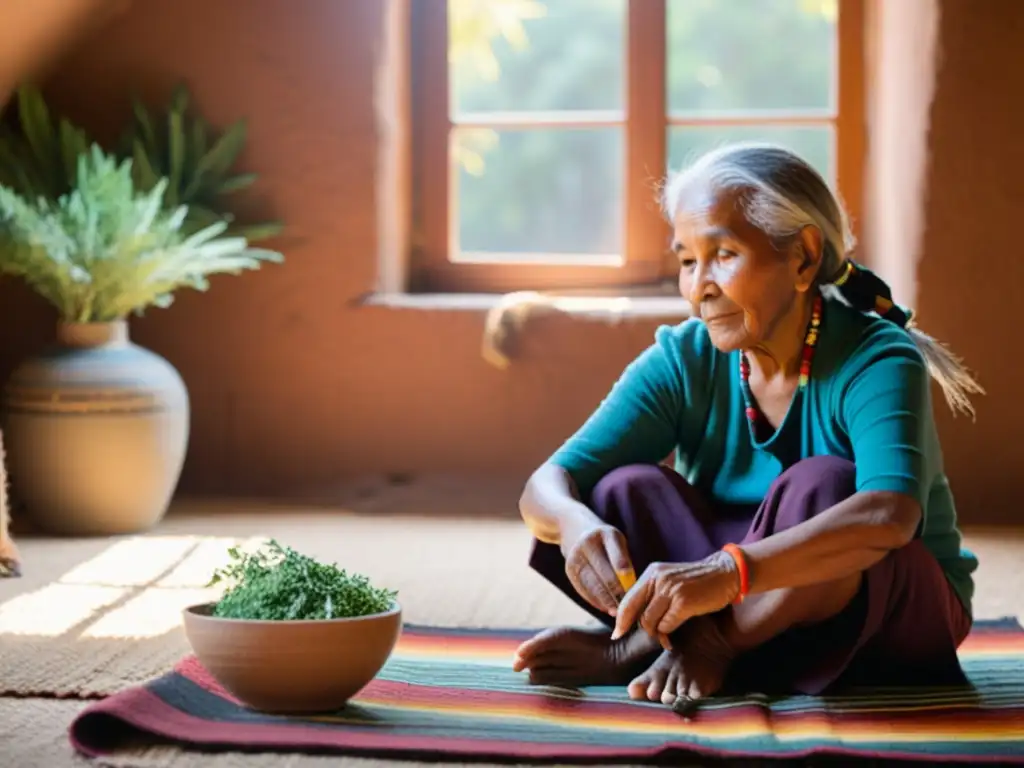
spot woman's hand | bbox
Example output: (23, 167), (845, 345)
(560, 521), (636, 617)
(611, 552), (740, 641)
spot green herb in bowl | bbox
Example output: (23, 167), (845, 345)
(207, 540), (397, 621)
(184, 540), (402, 712)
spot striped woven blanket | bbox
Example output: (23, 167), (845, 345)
(70, 619), (1024, 763)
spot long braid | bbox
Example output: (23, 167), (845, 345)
(826, 259), (984, 418)
(828, 259), (914, 328)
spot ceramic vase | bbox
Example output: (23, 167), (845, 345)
(1, 320), (189, 535)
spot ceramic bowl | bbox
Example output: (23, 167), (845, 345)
(182, 601), (402, 713)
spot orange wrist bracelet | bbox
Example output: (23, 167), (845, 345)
(721, 543), (750, 604)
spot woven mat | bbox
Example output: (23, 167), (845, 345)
(0, 514), (588, 698)
(69, 621), (1024, 765)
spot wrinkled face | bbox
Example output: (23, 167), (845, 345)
(671, 187), (819, 352)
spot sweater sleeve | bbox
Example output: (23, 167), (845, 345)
(548, 323), (703, 500)
(841, 342), (933, 505)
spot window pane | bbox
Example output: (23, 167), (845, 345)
(667, 0), (836, 114)
(453, 127), (623, 258)
(449, 0), (626, 115)
(667, 125), (833, 184)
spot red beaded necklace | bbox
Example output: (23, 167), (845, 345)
(739, 294), (823, 427)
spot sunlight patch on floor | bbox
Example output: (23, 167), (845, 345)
(58, 536), (199, 587)
(82, 586), (221, 639)
(0, 533), (270, 639)
(0, 584), (129, 636)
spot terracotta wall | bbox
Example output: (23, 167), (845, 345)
(0, 0), (1020, 523)
(861, 0), (939, 305)
(913, 0), (1024, 524)
(0, 0), (665, 500)
(0, 0), (126, 102)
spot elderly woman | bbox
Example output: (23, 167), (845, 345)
(512, 143), (983, 710)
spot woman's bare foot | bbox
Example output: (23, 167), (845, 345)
(512, 625), (661, 687)
(627, 615), (735, 705)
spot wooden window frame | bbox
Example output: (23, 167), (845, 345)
(409, 0), (865, 295)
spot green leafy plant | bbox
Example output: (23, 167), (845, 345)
(0, 83), (283, 242)
(0, 144), (283, 322)
(118, 84), (283, 242)
(208, 540), (397, 621)
(0, 85), (91, 201)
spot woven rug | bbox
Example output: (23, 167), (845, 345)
(69, 619), (1024, 764)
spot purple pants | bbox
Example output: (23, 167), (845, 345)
(529, 456), (972, 695)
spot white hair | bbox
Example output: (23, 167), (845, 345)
(660, 142), (984, 418)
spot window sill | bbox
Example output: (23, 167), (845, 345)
(356, 289), (692, 369)
(357, 290), (692, 322)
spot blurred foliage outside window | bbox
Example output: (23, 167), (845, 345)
(445, 0), (839, 259)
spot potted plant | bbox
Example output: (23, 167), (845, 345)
(0, 145), (282, 535)
(117, 83), (283, 243)
(184, 540), (402, 713)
